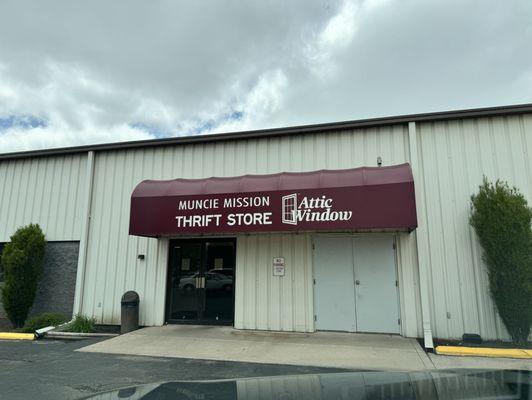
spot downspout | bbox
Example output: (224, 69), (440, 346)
(408, 122), (434, 349)
(72, 150), (95, 318)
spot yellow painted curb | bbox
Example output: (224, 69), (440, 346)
(436, 346), (531, 359)
(0, 332), (35, 340)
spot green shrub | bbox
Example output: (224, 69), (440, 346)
(66, 314), (96, 333)
(0, 224), (46, 328)
(22, 312), (67, 333)
(470, 178), (532, 345)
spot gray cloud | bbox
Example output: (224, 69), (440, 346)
(0, 0), (531, 153)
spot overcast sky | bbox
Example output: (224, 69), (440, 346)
(0, 0), (531, 153)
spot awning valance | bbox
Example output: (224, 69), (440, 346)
(129, 163), (417, 237)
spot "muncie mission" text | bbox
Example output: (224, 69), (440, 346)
(176, 195), (272, 228)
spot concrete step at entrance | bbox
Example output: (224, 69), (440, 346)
(78, 325), (434, 371)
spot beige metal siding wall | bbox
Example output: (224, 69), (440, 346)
(0, 154), (87, 242)
(396, 232), (423, 337)
(81, 150), (170, 326)
(81, 124), (422, 332)
(235, 231), (422, 335)
(235, 233), (313, 332)
(416, 114), (532, 340)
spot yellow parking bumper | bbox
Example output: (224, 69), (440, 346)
(0, 332), (35, 340)
(436, 345), (532, 359)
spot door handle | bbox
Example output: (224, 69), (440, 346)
(355, 280), (360, 285)
(194, 276), (206, 289)
(194, 276), (205, 289)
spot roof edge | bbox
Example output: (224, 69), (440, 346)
(2, 103), (532, 161)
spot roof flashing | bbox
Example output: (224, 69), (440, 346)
(1, 103), (531, 161)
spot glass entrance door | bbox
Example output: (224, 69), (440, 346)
(203, 241), (235, 322)
(166, 238), (235, 324)
(167, 241), (202, 321)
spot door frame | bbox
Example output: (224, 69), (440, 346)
(164, 237), (237, 326)
(312, 233), (402, 334)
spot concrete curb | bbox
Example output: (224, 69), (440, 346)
(45, 331), (119, 340)
(436, 345), (532, 359)
(0, 332), (35, 340)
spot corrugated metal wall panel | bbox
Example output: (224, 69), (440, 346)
(80, 125), (419, 330)
(0, 154), (86, 242)
(234, 233), (314, 332)
(396, 232), (423, 338)
(416, 114), (532, 340)
(82, 149), (169, 325)
(4, 112), (530, 339)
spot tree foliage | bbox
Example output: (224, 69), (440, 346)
(0, 224), (46, 328)
(470, 178), (532, 344)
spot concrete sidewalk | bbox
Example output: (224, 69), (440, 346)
(78, 325), (434, 371)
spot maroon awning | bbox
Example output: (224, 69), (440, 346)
(129, 163), (417, 237)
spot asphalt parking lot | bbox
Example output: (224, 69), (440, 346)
(0, 337), (345, 400)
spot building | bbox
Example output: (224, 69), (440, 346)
(1, 103), (531, 347)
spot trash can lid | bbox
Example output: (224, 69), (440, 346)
(121, 290), (140, 304)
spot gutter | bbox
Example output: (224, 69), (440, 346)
(408, 122), (434, 349)
(0, 327), (109, 341)
(72, 150), (95, 317)
(0, 321), (76, 341)
(34, 323), (118, 340)
(44, 331), (117, 340)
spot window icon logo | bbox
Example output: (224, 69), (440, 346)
(282, 194), (298, 225)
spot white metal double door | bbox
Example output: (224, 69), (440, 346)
(313, 236), (400, 333)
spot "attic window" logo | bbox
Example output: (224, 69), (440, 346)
(281, 193), (353, 225)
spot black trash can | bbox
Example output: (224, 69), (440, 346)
(121, 291), (139, 334)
